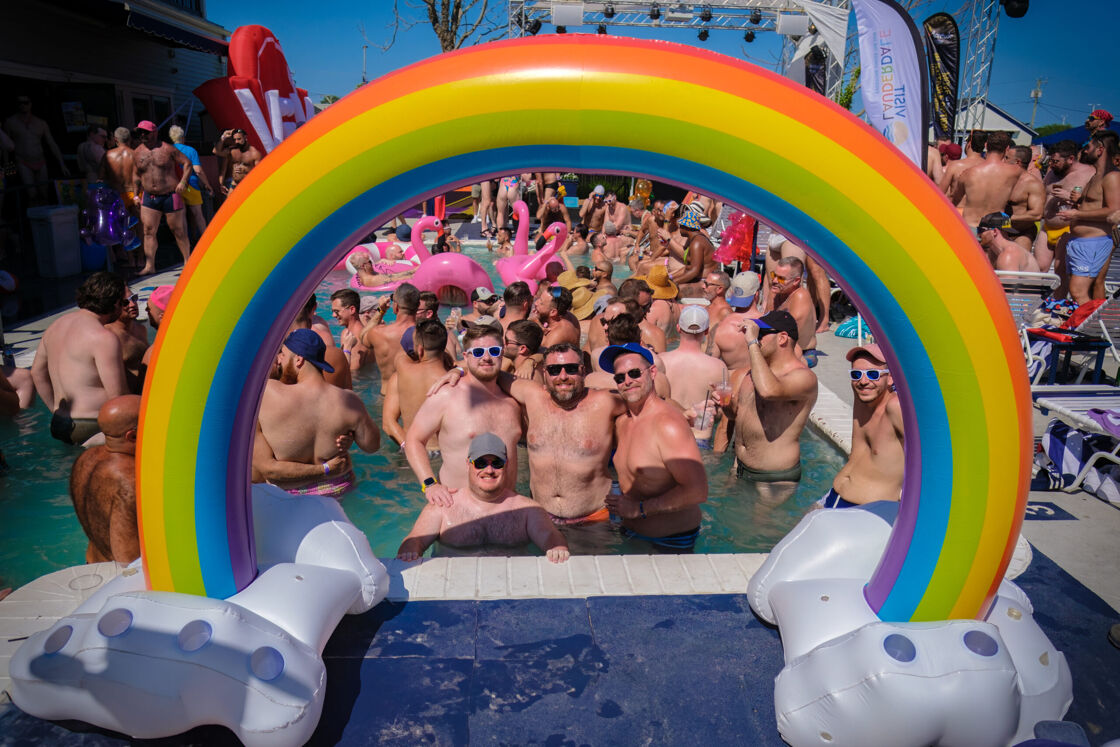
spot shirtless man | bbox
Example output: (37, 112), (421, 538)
(764, 257), (817, 353)
(213, 129), (262, 192)
(580, 185), (609, 234)
(953, 131), (1023, 229)
(106, 288), (149, 393)
(701, 271), (733, 328)
(359, 282), (419, 393)
(100, 126), (140, 218)
(69, 395), (141, 563)
(76, 125), (108, 182)
(710, 272), (762, 370)
(1005, 145), (1045, 250)
(585, 313), (672, 398)
(502, 319), (544, 380)
(330, 289), (371, 371)
(535, 172), (562, 203)
(822, 344), (904, 508)
(939, 130), (986, 198)
(634, 266), (679, 335)
(728, 311), (818, 504)
(462, 286), (500, 324)
(291, 296), (350, 390)
(348, 247), (417, 290)
(397, 433), (569, 563)
(1034, 139), (1095, 273)
(761, 233), (830, 333)
(600, 344), (708, 551)
(659, 306), (728, 447)
(534, 285), (581, 347)
(591, 259), (618, 297)
(383, 321), (452, 450)
(660, 210), (715, 285)
(977, 212), (1040, 272)
(256, 329), (380, 497)
(32, 272), (128, 445)
(132, 121), (192, 274)
(587, 297), (665, 358)
(3, 95), (69, 200)
(1057, 132), (1120, 304)
(499, 281), (533, 331)
(536, 197), (571, 249)
(405, 324), (523, 503)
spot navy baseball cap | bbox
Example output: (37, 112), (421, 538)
(282, 328), (335, 373)
(598, 342), (654, 373)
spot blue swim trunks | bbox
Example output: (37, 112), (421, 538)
(817, 487), (858, 509)
(1066, 235), (1114, 277)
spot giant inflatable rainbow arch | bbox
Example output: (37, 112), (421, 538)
(138, 34), (1030, 623)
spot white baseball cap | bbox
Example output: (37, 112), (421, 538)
(592, 184), (605, 196)
(678, 305), (710, 334)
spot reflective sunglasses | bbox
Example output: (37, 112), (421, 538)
(127, 294), (139, 304)
(849, 368), (889, 382)
(613, 367), (645, 384)
(471, 456), (506, 470)
(545, 362), (581, 376)
(466, 345), (503, 358)
(769, 271), (797, 286)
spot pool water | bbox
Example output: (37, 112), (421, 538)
(0, 245), (846, 591)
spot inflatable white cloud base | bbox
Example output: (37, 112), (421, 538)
(748, 507), (1073, 747)
(9, 485), (388, 746)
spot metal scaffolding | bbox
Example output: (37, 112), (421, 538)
(509, 0), (1003, 139)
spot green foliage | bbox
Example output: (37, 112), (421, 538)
(835, 66), (860, 111)
(1035, 123), (1073, 137)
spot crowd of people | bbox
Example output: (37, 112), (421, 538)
(16, 109), (1120, 572)
(929, 113), (1120, 305)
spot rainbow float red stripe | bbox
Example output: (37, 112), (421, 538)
(138, 35), (1030, 622)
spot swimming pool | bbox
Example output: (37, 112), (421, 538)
(0, 246), (846, 591)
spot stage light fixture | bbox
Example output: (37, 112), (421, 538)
(527, 18), (542, 34)
(700, 6), (712, 22)
(604, 4), (616, 18)
(808, 22), (817, 34)
(1001, 0), (1028, 17)
(650, 4), (661, 20)
(750, 10), (761, 24)
(744, 30), (755, 42)
(598, 23), (607, 34)
(698, 28), (709, 41)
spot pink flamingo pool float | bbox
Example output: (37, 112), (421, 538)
(409, 216), (493, 306)
(495, 221), (568, 295)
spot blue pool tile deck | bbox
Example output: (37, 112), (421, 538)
(2, 548), (1118, 745)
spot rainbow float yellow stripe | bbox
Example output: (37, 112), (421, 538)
(138, 35), (1031, 622)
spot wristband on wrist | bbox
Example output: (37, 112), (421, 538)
(453, 366), (465, 376)
(323, 461), (330, 475)
(639, 501), (647, 519)
(747, 339), (760, 347)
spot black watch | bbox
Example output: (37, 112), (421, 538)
(422, 477), (437, 492)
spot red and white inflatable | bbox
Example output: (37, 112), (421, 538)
(194, 25), (314, 154)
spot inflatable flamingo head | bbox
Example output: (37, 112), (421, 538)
(409, 215), (443, 261)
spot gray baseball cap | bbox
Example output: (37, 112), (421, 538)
(467, 432), (507, 463)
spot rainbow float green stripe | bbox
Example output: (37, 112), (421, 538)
(137, 35), (1031, 622)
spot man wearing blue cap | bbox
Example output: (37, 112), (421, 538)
(397, 432), (569, 563)
(255, 329), (380, 498)
(599, 342), (708, 551)
(725, 311), (817, 504)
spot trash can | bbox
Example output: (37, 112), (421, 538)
(27, 205), (81, 278)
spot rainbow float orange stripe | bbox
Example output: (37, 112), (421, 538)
(138, 35), (1030, 622)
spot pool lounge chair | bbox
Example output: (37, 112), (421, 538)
(1032, 384), (1120, 493)
(996, 271), (1060, 380)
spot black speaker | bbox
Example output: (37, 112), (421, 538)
(1001, 0), (1028, 18)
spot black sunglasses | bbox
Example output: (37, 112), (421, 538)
(545, 362), (581, 376)
(471, 456), (506, 470)
(613, 367), (644, 384)
(127, 294), (139, 304)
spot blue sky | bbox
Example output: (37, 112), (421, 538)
(207, 1), (1116, 130)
